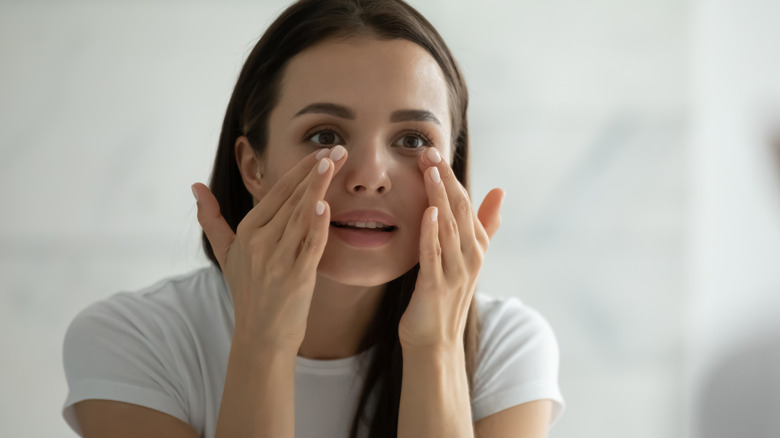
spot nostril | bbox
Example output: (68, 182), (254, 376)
(350, 184), (387, 193)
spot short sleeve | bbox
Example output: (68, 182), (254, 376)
(471, 295), (565, 425)
(61, 296), (191, 436)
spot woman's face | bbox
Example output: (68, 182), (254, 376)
(259, 36), (453, 287)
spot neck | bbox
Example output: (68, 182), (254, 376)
(297, 274), (386, 360)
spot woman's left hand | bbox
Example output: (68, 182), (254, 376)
(398, 147), (505, 350)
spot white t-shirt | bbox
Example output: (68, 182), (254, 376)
(62, 265), (564, 437)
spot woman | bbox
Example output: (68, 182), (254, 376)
(62, 1), (564, 437)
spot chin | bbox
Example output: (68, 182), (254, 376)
(316, 255), (418, 287)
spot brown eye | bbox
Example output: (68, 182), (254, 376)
(309, 130), (342, 145)
(394, 135), (426, 149)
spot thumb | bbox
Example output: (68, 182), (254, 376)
(192, 182), (235, 269)
(477, 188), (505, 241)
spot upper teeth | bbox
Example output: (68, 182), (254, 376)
(335, 221), (391, 229)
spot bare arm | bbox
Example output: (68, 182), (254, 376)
(398, 345), (474, 438)
(474, 400), (552, 438)
(74, 400), (199, 438)
(214, 336), (297, 438)
(397, 345), (552, 438)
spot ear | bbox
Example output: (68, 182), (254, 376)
(234, 136), (266, 204)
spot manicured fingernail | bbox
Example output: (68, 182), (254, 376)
(317, 158), (329, 175)
(330, 145), (346, 161)
(429, 166), (441, 183)
(427, 148), (442, 163)
(316, 148), (329, 159)
(316, 200), (325, 216)
(191, 185), (198, 201)
(430, 207), (438, 222)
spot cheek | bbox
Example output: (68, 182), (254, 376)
(400, 175), (430, 229)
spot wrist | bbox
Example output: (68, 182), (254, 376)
(400, 341), (465, 362)
(231, 330), (300, 364)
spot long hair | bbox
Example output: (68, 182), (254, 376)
(201, 1), (480, 436)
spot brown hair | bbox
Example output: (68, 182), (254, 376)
(201, 1), (480, 435)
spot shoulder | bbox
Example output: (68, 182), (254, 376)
(62, 265), (229, 435)
(63, 264), (231, 374)
(474, 293), (547, 329)
(471, 292), (565, 425)
(474, 292), (558, 356)
(65, 264), (229, 342)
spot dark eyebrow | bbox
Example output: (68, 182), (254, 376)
(294, 103), (355, 119)
(390, 109), (441, 125)
(294, 103), (440, 126)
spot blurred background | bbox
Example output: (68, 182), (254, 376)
(1, 0), (779, 436)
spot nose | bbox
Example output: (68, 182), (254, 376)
(340, 141), (392, 195)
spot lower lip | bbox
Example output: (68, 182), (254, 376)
(331, 226), (395, 248)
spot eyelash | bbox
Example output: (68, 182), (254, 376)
(397, 129), (434, 149)
(303, 126), (435, 149)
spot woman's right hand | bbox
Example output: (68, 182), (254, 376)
(191, 145), (347, 355)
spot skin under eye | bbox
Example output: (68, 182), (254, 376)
(307, 129), (344, 146)
(393, 132), (433, 150)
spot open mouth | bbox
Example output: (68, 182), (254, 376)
(330, 221), (397, 232)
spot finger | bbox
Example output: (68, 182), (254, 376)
(416, 145), (450, 173)
(242, 145), (345, 232)
(292, 200), (331, 276)
(477, 188), (505, 241)
(418, 206), (442, 279)
(424, 165), (461, 274)
(265, 145), (346, 240)
(192, 182), (235, 269)
(420, 147), (477, 247)
(275, 157), (337, 265)
(473, 211), (490, 252)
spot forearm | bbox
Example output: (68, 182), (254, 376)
(215, 333), (297, 438)
(398, 344), (475, 438)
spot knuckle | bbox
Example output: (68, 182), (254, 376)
(288, 193), (302, 211)
(289, 205), (305, 225)
(287, 186), (305, 209)
(455, 197), (471, 216)
(303, 232), (326, 253)
(443, 217), (459, 237)
(421, 242), (441, 262)
(423, 242), (441, 260)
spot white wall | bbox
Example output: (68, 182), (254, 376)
(1, 1), (689, 437)
(687, 0), (780, 436)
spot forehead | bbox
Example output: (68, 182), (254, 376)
(275, 36), (451, 131)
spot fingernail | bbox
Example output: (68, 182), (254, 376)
(316, 148), (330, 160)
(429, 166), (441, 183)
(317, 158), (330, 175)
(316, 200), (325, 216)
(427, 148), (442, 163)
(191, 185), (198, 201)
(329, 145), (346, 161)
(430, 207), (438, 222)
